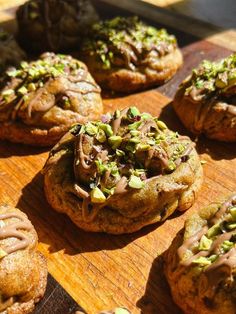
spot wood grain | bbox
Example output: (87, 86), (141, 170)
(0, 1), (236, 314)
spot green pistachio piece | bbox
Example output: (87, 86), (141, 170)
(18, 86), (28, 95)
(2, 89), (14, 97)
(198, 235), (213, 251)
(102, 187), (115, 196)
(99, 123), (113, 136)
(128, 106), (140, 117)
(129, 137), (140, 144)
(130, 130), (140, 137)
(206, 223), (221, 238)
(221, 240), (234, 252)
(141, 112), (152, 120)
(208, 254), (218, 263)
(156, 120), (167, 130)
(215, 78), (227, 88)
(114, 308), (130, 314)
(85, 122), (98, 136)
(28, 83), (36, 91)
(90, 187), (106, 203)
(6, 68), (18, 77)
(95, 159), (107, 174)
(167, 160), (176, 171)
(225, 222), (236, 230)
(192, 256), (211, 266)
(128, 121), (142, 130)
(108, 135), (122, 149)
(114, 109), (120, 119)
(116, 149), (125, 157)
(96, 129), (106, 143)
(128, 175), (144, 189)
(137, 143), (150, 151)
(0, 248), (7, 259)
(229, 206), (236, 220)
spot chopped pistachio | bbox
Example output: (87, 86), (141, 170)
(129, 137), (140, 144)
(225, 222), (236, 230)
(96, 129), (106, 143)
(99, 123), (113, 136)
(2, 89), (14, 97)
(221, 240), (234, 252)
(137, 143), (150, 151)
(28, 82), (36, 91)
(95, 159), (107, 174)
(114, 109), (120, 119)
(156, 120), (167, 130)
(90, 187), (106, 203)
(108, 135), (122, 149)
(229, 206), (236, 220)
(141, 112), (152, 120)
(102, 187), (115, 195)
(167, 160), (176, 171)
(198, 235), (213, 251)
(128, 106), (140, 117)
(114, 308), (130, 314)
(130, 130), (140, 137)
(17, 86), (28, 95)
(206, 223), (221, 238)
(128, 175), (144, 189)
(85, 122), (98, 136)
(192, 256), (211, 266)
(128, 121), (142, 130)
(116, 149), (125, 156)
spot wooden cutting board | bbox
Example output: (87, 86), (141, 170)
(0, 1), (236, 313)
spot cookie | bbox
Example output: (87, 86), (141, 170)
(164, 194), (236, 314)
(0, 204), (47, 314)
(0, 52), (103, 146)
(16, 0), (99, 53)
(43, 107), (202, 234)
(81, 16), (183, 93)
(173, 54), (236, 142)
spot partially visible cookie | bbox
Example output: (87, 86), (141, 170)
(164, 194), (236, 314)
(173, 54), (236, 142)
(16, 0), (99, 53)
(43, 107), (202, 234)
(0, 28), (26, 73)
(81, 16), (183, 93)
(0, 204), (47, 314)
(0, 52), (103, 146)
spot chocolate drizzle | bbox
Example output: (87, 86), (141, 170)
(0, 212), (32, 255)
(177, 195), (236, 298)
(0, 53), (101, 126)
(69, 107), (194, 222)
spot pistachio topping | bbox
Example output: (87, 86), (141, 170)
(71, 106), (193, 209)
(0, 53), (101, 122)
(185, 53), (236, 98)
(82, 16), (177, 70)
(178, 195), (236, 271)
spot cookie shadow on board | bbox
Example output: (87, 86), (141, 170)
(136, 251), (183, 314)
(159, 102), (236, 161)
(16, 171), (169, 255)
(0, 140), (49, 158)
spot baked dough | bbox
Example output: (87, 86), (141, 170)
(164, 194), (236, 314)
(0, 52), (103, 146)
(43, 107), (203, 234)
(16, 0), (99, 53)
(0, 29), (26, 73)
(81, 16), (183, 93)
(0, 204), (47, 314)
(173, 54), (236, 142)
